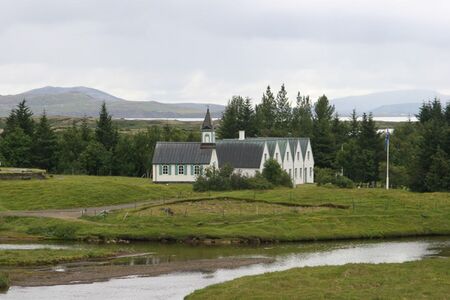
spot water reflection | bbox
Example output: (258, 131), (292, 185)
(3, 239), (449, 300)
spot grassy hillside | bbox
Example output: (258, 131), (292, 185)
(0, 175), (200, 211)
(187, 258), (450, 299)
(0, 176), (448, 242)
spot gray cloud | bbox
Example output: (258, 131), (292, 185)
(1, 0), (450, 103)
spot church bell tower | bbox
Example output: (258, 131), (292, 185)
(201, 108), (215, 148)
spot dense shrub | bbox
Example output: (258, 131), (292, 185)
(194, 165), (275, 191)
(316, 167), (354, 189)
(247, 173), (273, 190)
(262, 159), (293, 188)
(193, 167), (231, 192)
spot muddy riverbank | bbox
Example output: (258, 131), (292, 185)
(7, 257), (274, 287)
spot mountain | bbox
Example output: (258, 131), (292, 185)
(330, 89), (450, 117)
(0, 86), (225, 118)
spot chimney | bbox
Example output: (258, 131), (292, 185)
(239, 130), (245, 140)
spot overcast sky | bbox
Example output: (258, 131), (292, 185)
(1, 0), (450, 104)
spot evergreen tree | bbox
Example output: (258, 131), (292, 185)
(79, 140), (112, 175)
(358, 113), (382, 183)
(14, 100), (35, 136)
(217, 96), (243, 139)
(348, 109), (360, 138)
(0, 127), (32, 167)
(255, 86), (277, 135)
(312, 95), (335, 168)
(95, 102), (118, 151)
(274, 84), (291, 132)
(410, 99), (448, 191)
(291, 92), (313, 137)
(58, 122), (84, 174)
(238, 97), (257, 137)
(80, 116), (92, 143)
(424, 147), (449, 191)
(32, 112), (58, 171)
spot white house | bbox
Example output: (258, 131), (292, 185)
(152, 109), (314, 184)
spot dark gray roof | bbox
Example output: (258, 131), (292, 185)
(201, 108), (213, 130)
(216, 141), (264, 169)
(152, 142), (212, 164)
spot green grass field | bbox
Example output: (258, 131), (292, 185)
(0, 175), (201, 211)
(187, 258), (450, 299)
(0, 176), (448, 242)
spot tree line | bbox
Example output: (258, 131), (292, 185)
(0, 100), (198, 177)
(218, 85), (450, 192)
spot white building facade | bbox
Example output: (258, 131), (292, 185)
(152, 109), (314, 184)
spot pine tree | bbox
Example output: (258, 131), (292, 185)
(291, 92), (313, 137)
(255, 86), (277, 134)
(33, 111), (58, 170)
(425, 147), (449, 191)
(358, 113), (382, 183)
(238, 97), (257, 137)
(349, 109), (359, 138)
(312, 95), (335, 168)
(217, 96), (241, 138)
(14, 100), (35, 136)
(95, 102), (118, 151)
(275, 84), (291, 132)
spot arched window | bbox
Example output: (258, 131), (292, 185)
(205, 134), (210, 143)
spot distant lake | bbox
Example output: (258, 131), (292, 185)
(122, 116), (416, 122)
(122, 118), (219, 122)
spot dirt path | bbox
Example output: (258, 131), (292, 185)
(0, 198), (182, 220)
(8, 257), (274, 287)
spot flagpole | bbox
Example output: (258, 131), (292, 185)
(386, 130), (389, 190)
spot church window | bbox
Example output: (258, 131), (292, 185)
(205, 134), (210, 143)
(264, 153), (267, 162)
(194, 165), (200, 175)
(162, 165), (169, 175)
(178, 165), (184, 175)
(307, 151), (310, 160)
(276, 153), (279, 161)
(294, 168), (297, 178)
(287, 152), (289, 161)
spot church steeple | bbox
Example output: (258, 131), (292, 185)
(201, 108), (215, 146)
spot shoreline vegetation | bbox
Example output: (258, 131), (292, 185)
(186, 258), (450, 299)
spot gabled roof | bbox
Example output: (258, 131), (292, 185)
(288, 139), (298, 160)
(245, 137), (310, 161)
(216, 140), (265, 169)
(299, 138), (310, 158)
(152, 142), (213, 164)
(201, 108), (213, 130)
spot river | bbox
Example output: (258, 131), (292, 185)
(1, 237), (449, 300)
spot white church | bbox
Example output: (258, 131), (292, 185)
(152, 109), (314, 185)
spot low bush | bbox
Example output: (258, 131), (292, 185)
(316, 168), (354, 189)
(262, 159), (293, 188)
(247, 173), (273, 190)
(194, 165), (275, 191)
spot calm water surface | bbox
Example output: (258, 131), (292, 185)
(2, 238), (449, 300)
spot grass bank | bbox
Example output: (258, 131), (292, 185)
(0, 248), (122, 267)
(0, 175), (201, 211)
(187, 258), (450, 299)
(0, 272), (9, 292)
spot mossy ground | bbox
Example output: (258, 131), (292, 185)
(187, 258), (450, 299)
